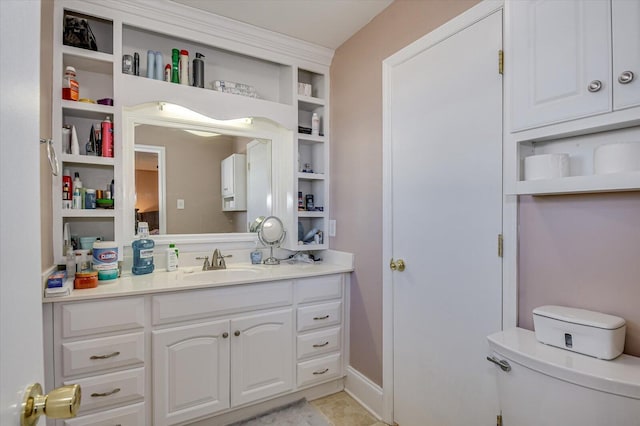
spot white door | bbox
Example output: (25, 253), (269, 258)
(230, 309), (293, 406)
(385, 9), (503, 426)
(612, 0), (640, 110)
(246, 139), (272, 225)
(152, 320), (230, 426)
(0, 0), (46, 425)
(509, 0), (611, 130)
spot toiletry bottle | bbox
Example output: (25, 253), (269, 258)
(179, 50), (189, 85)
(62, 125), (72, 154)
(65, 245), (76, 279)
(154, 51), (163, 80)
(73, 172), (82, 192)
(146, 50), (155, 79)
(311, 113), (319, 136)
(134, 52), (140, 76)
(101, 116), (113, 158)
(171, 49), (180, 83)
(132, 222), (155, 275)
(70, 125), (80, 155)
(166, 243), (178, 271)
(62, 66), (79, 101)
(193, 52), (205, 88)
(62, 168), (72, 209)
(86, 124), (96, 155)
(250, 243), (262, 265)
(164, 64), (171, 82)
(72, 186), (82, 209)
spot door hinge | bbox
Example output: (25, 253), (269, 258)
(497, 234), (504, 258)
(497, 413), (503, 426)
(498, 49), (503, 74)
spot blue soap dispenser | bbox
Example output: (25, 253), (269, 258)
(132, 222), (155, 275)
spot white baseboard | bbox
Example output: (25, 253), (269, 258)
(344, 366), (383, 420)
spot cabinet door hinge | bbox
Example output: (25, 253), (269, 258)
(498, 49), (504, 75)
(498, 234), (504, 258)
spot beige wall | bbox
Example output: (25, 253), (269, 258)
(330, 0), (481, 386)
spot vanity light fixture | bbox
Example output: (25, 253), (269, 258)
(183, 129), (220, 137)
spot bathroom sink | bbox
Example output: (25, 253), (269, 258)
(179, 267), (260, 282)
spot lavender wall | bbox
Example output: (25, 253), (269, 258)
(331, 0), (640, 386)
(518, 192), (640, 356)
(330, 0), (481, 386)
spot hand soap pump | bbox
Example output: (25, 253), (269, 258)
(166, 243), (179, 271)
(132, 222), (155, 275)
(193, 53), (205, 88)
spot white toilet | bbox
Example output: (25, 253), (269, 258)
(487, 328), (640, 426)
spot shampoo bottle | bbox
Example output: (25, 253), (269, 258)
(166, 243), (178, 271)
(132, 222), (155, 275)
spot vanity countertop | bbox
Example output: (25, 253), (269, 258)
(43, 259), (354, 303)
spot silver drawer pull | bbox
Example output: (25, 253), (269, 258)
(90, 388), (121, 398)
(313, 341), (329, 348)
(313, 315), (330, 320)
(90, 351), (120, 360)
(486, 356), (511, 372)
(313, 368), (329, 375)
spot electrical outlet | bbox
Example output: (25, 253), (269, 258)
(177, 199), (185, 209)
(329, 220), (336, 237)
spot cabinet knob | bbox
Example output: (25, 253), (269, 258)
(587, 80), (603, 92)
(222, 332), (229, 339)
(618, 71), (635, 84)
(234, 330), (241, 337)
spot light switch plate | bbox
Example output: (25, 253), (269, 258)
(177, 199), (185, 209)
(329, 220), (336, 237)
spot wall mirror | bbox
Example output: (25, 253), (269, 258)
(122, 103), (292, 246)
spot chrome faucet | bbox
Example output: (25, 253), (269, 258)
(196, 249), (232, 271)
(211, 249), (231, 270)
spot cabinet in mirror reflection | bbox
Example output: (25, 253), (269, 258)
(134, 124), (271, 235)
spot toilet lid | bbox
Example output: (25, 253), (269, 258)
(487, 328), (640, 400)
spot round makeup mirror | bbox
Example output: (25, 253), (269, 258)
(258, 216), (286, 265)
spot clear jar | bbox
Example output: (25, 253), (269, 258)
(62, 66), (79, 101)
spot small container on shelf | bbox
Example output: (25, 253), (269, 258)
(74, 271), (98, 289)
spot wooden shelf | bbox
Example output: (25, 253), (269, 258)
(297, 172), (325, 180)
(62, 46), (113, 74)
(298, 134), (325, 144)
(62, 100), (114, 118)
(60, 154), (114, 166)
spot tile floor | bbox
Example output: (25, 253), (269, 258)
(311, 391), (388, 426)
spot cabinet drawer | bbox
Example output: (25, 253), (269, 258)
(297, 353), (342, 388)
(297, 301), (342, 332)
(60, 298), (145, 338)
(62, 402), (145, 426)
(152, 281), (292, 325)
(295, 275), (342, 304)
(65, 367), (145, 414)
(297, 327), (341, 360)
(62, 332), (144, 377)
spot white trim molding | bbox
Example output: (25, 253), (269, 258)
(344, 366), (384, 421)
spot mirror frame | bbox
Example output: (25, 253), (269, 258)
(122, 102), (294, 246)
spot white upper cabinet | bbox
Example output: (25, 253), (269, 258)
(509, 0), (612, 131)
(612, 0), (640, 110)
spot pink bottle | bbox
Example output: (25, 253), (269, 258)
(101, 116), (113, 158)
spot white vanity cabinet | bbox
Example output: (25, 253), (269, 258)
(44, 272), (349, 426)
(47, 297), (147, 426)
(294, 275), (345, 388)
(509, 0), (640, 132)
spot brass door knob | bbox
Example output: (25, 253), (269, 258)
(390, 258), (406, 272)
(21, 383), (81, 426)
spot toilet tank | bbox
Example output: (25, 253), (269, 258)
(487, 328), (640, 426)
